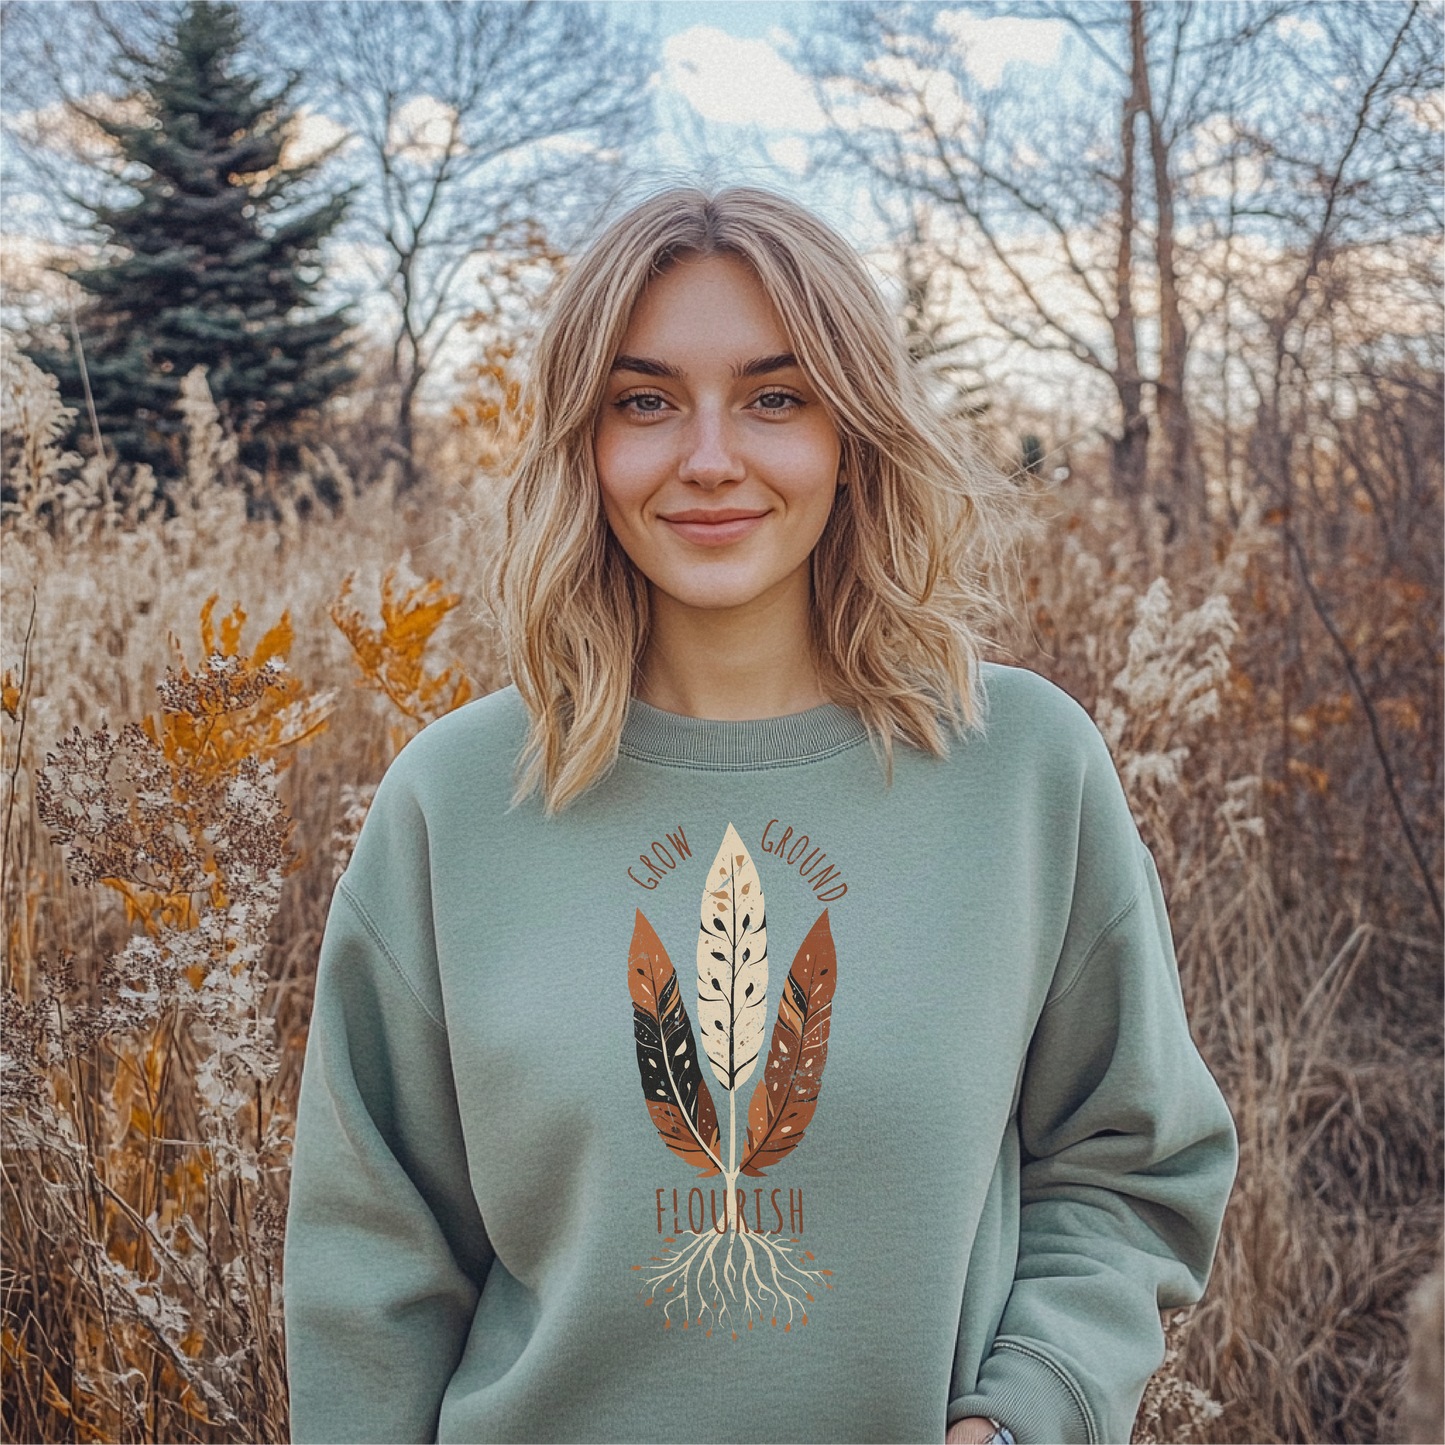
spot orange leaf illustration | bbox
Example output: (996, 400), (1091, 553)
(741, 909), (837, 1176)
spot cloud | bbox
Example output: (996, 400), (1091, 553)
(766, 136), (810, 175)
(1277, 14), (1326, 44)
(863, 52), (975, 135)
(663, 26), (826, 132)
(1395, 92), (1444, 133)
(386, 95), (463, 163)
(7, 93), (148, 162)
(282, 107), (352, 169)
(935, 12), (1066, 89)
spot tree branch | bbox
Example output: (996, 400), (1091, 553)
(1283, 523), (1443, 926)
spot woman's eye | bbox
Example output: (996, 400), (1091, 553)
(754, 391), (802, 412)
(618, 392), (668, 415)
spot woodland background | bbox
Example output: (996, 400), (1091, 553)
(0, 3), (1441, 1443)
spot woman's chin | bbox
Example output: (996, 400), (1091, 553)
(646, 570), (811, 619)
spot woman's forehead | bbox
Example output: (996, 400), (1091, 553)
(615, 254), (794, 370)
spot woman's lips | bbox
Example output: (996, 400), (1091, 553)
(661, 510), (769, 546)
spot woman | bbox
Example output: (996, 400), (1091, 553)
(283, 188), (1236, 1445)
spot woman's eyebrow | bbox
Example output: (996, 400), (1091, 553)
(609, 352), (800, 380)
(610, 355), (681, 378)
(735, 352), (799, 378)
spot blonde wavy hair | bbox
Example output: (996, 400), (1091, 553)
(498, 186), (1017, 813)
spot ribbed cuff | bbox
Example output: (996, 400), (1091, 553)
(950, 1336), (1098, 1444)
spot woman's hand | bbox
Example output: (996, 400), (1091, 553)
(946, 1417), (1002, 1444)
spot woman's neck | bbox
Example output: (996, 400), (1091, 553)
(636, 579), (828, 721)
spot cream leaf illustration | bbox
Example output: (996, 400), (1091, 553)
(696, 823), (768, 1094)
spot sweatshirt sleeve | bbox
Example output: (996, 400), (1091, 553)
(283, 767), (493, 1444)
(950, 765), (1237, 1441)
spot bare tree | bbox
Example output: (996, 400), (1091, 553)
(280, 0), (653, 488)
(1215, 2), (1443, 921)
(801, 1), (1433, 536)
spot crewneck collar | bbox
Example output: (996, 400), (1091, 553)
(618, 697), (869, 770)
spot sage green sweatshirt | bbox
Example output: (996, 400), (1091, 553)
(283, 664), (1236, 1445)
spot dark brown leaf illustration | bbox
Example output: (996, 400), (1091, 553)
(628, 910), (721, 1176)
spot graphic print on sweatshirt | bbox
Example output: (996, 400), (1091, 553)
(627, 822), (837, 1338)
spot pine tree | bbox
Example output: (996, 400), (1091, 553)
(33, 1), (353, 483)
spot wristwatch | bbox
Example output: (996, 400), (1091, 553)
(984, 1421), (1015, 1445)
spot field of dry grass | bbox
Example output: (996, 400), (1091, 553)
(2, 358), (1441, 1444)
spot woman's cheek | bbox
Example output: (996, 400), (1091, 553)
(596, 429), (663, 512)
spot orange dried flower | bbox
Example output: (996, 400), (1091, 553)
(330, 568), (473, 742)
(148, 594), (333, 789)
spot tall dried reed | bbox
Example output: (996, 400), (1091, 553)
(2, 362), (500, 1444)
(1007, 482), (1442, 1445)
(4, 601), (309, 1439)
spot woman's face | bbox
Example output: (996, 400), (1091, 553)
(594, 253), (842, 619)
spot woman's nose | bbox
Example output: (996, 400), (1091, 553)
(679, 407), (744, 489)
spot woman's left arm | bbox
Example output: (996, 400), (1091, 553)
(946, 1417), (1009, 1444)
(951, 841), (1238, 1445)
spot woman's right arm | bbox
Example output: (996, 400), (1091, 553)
(284, 776), (493, 1444)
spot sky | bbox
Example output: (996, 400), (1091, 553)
(5, 1), (1399, 432)
(652, 1), (816, 41)
(647, 3), (839, 221)
(611, 1), (1074, 251)
(0, 0), (1108, 422)
(2, 2), (1068, 280)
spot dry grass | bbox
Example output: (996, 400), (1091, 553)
(1, 356), (502, 1444)
(1003, 485), (1443, 1445)
(2, 355), (1441, 1444)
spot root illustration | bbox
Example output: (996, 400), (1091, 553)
(631, 1228), (834, 1337)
